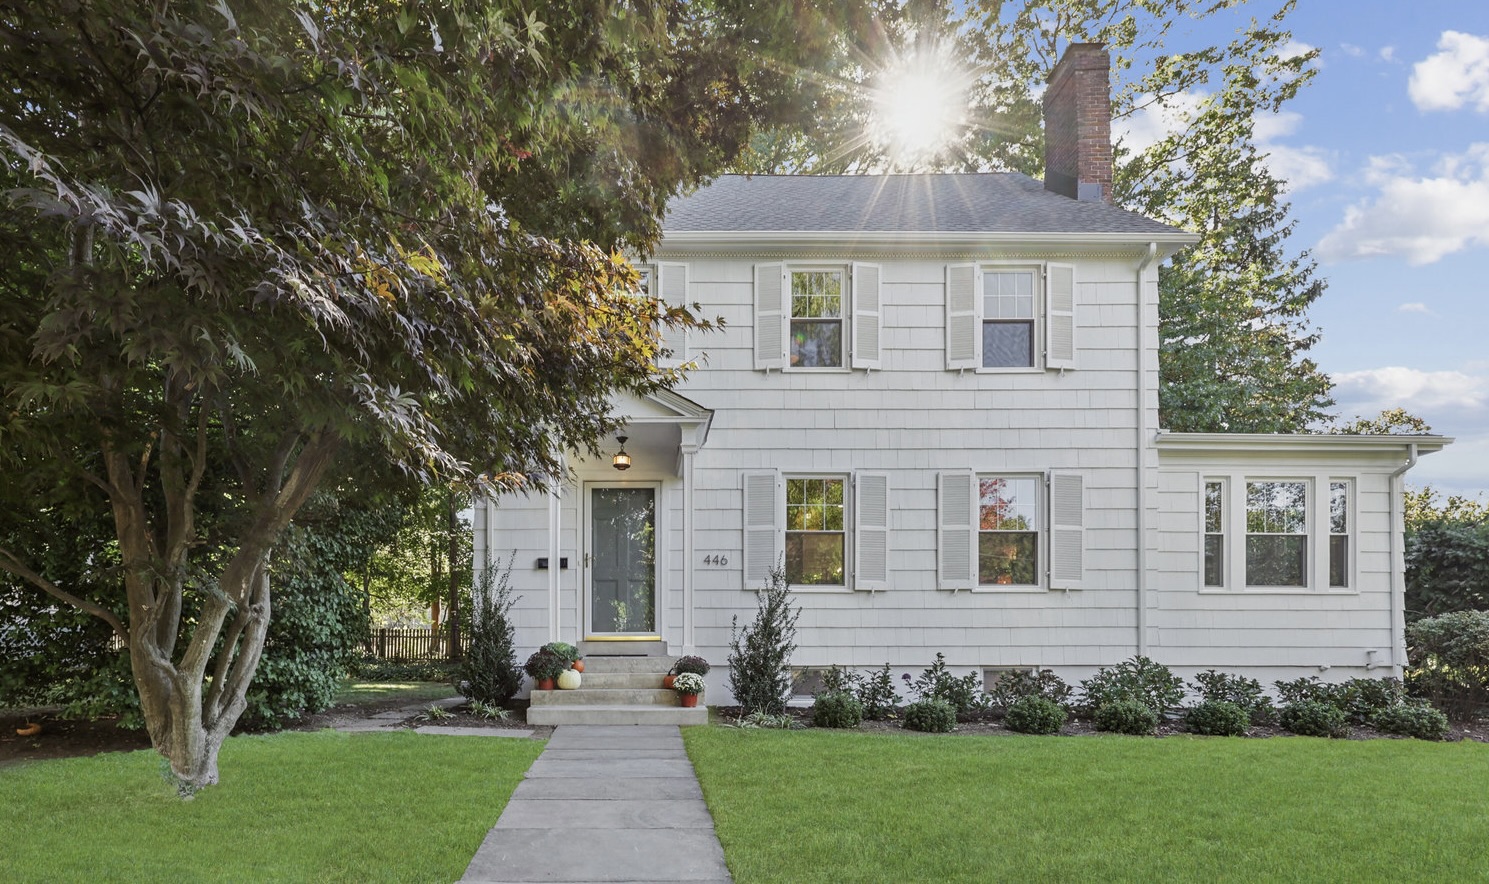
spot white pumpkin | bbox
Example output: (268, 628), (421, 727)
(556, 668), (582, 690)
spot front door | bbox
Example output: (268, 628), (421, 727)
(588, 486), (657, 636)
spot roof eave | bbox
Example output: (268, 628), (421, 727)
(1156, 431), (1452, 456)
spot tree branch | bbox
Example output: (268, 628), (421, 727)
(0, 546), (129, 641)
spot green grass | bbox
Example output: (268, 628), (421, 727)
(684, 728), (1489, 882)
(331, 679), (456, 706)
(0, 730), (542, 882)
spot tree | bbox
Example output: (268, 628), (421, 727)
(735, 0), (1333, 432)
(0, 0), (847, 792)
(1331, 408), (1434, 436)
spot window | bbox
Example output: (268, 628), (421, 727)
(1203, 480), (1225, 587)
(978, 477), (1039, 585)
(785, 477), (845, 585)
(1329, 481), (1350, 588)
(945, 263), (1075, 371)
(753, 263), (881, 371)
(741, 471), (889, 591)
(790, 270), (844, 368)
(982, 271), (1036, 368)
(937, 471), (1083, 591)
(637, 262), (690, 366)
(1245, 481), (1308, 587)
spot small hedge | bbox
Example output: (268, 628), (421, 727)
(903, 698), (956, 733)
(1280, 700), (1348, 738)
(1185, 700), (1250, 737)
(1094, 699), (1159, 736)
(1372, 702), (1450, 741)
(811, 690), (864, 729)
(1003, 696), (1066, 735)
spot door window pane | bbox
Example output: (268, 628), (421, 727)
(591, 488), (656, 632)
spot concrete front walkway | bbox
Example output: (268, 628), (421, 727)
(461, 725), (731, 884)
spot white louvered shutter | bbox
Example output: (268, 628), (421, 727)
(851, 262), (882, 371)
(1048, 472), (1085, 589)
(1046, 263), (1076, 370)
(946, 263), (979, 370)
(656, 263), (690, 366)
(854, 471), (890, 591)
(938, 471), (976, 590)
(754, 263), (786, 371)
(742, 470), (781, 587)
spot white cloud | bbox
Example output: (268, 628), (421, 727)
(1278, 39), (1319, 65)
(1379, 46), (1397, 63)
(1116, 95), (1332, 191)
(1409, 31), (1489, 112)
(1332, 366), (1488, 414)
(1317, 144), (1489, 264)
(1339, 43), (1364, 59)
(1397, 302), (1435, 315)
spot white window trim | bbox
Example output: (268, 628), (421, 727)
(743, 469), (888, 593)
(755, 263), (882, 372)
(974, 472), (1048, 592)
(936, 470), (1085, 593)
(1196, 472), (1359, 595)
(977, 264), (1044, 374)
(783, 473), (852, 592)
(945, 262), (1077, 374)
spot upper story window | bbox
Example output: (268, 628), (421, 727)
(754, 263), (881, 372)
(982, 270), (1037, 368)
(790, 270), (845, 368)
(946, 263), (1075, 372)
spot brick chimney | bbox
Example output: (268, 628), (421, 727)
(1042, 43), (1113, 203)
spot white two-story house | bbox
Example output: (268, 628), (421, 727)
(473, 44), (1447, 706)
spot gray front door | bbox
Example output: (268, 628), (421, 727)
(589, 487), (657, 635)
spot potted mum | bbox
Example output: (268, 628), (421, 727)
(524, 648), (565, 691)
(544, 641), (583, 673)
(664, 654), (709, 689)
(672, 672), (705, 707)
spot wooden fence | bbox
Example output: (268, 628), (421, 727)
(365, 627), (470, 660)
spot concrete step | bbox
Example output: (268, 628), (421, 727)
(527, 704), (708, 726)
(579, 639), (668, 657)
(576, 672), (669, 689)
(531, 688), (682, 707)
(580, 655), (677, 675)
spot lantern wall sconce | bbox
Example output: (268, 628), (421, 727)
(611, 435), (632, 471)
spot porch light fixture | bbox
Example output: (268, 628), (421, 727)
(611, 435), (632, 471)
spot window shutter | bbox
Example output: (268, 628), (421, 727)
(1046, 263), (1076, 370)
(742, 470), (781, 588)
(854, 471), (890, 591)
(851, 262), (882, 370)
(937, 471), (976, 590)
(656, 262), (690, 366)
(946, 263), (979, 370)
(754, 263), (786, 371)
(1048, 471), (1084, 589)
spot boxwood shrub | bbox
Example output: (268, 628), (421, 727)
(1184, 699), (1250, 736)
(1371, 702), (1450, 741)
(1003, 696), (1067, 735)
(903, 698), (956, 733)
(811, 689), (864, 729)
(1094, 698), (1159, 736)
(1280, 700), (1348, 738)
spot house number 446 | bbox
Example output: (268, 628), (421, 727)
(702, 554), (729, 566)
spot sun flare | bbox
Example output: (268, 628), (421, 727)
(870, 46), (971, 167)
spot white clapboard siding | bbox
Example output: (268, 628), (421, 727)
(1046, 263), (1076, 370)
(1048, 471), (1085, 588)
(657, 262), (690, 366)
(854, 471), (890, 590)
(945, 263), (979, 370)
(742, 469), (780, 586)
(753, 263), (785, 370)
(851, 262), (882, 370)
(937, 471), (976, 590)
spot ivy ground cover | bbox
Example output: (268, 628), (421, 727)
(0, 730), (542, 882)
(684, 728), (1489, 882)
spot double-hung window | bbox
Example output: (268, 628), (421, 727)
(1199, 475), (1354, 591)
(937, 471), (1084, 591)
(634, 261), (691, 367)
(753, 263), (882, 371)
(946, 263), (1075, 371)
(742, 470), (890, 591)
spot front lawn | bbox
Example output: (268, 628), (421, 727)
(0, 730), (542, 882)
(684, 728), (1489, 882)
(332, 678), (458, 706)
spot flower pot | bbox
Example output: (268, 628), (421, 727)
(572, 659), (585, 673)
(536, 677), (556, 691)
(679, 693), (699, 708)
(662, 674), (677, 689)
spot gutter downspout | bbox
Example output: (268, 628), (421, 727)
(1386, 443), (1419, 672)
(1135, 242), (1159, 657)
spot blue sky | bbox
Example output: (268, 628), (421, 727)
(1153, 1), (1489, 495)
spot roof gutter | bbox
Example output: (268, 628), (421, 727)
(1135, 242), (1159, 657)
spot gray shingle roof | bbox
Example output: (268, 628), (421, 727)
(662, 173), (1185, 237)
